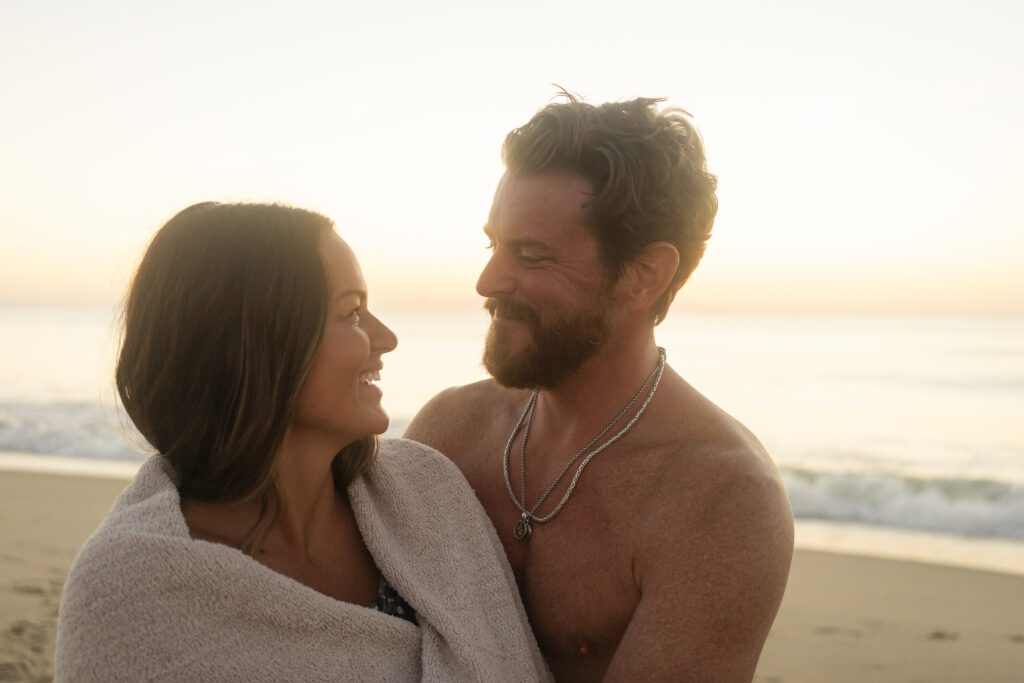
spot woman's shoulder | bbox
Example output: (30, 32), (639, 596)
(359, 438), (479, 512)
(64, 458), (182, 565)
(96, 457), (188, 537)
(377, 436), (450, 458)
(375, 437), (464, 479)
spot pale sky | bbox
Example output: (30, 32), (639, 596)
(2, 0), (1022, 315)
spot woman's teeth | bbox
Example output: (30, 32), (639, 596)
(359, 371), (380, 385)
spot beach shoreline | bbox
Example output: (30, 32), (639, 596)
(5, 449), (1023, 577)
(2, 466), (1023, 682)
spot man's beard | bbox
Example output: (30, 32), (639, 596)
(482, 296), (612, 390)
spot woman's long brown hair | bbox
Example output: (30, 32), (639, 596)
(116, 202), (376, 552)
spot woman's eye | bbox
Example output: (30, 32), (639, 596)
(345, 310), (361, 325)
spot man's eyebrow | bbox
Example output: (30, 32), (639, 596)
(482, 224), (552, 251)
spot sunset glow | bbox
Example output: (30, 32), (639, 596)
(2, 0), (1022, 315)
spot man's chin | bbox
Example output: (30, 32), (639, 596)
(485, 358), (539, 390)
(483, 331), (537, 389)
(482, 306), (611, 390)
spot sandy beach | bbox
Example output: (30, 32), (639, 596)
(2, 468), (1022, 682)
(0, 471), (127, 682)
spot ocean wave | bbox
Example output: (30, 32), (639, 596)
(0, 402), (409, 461)
(0, 401), (146, 461)
(3, 401), (1022, 542)
(782, 467), (1024, 540)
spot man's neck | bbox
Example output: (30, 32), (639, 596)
(531, 330), (662, 442)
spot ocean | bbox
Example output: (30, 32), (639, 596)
(1, 307), (1022, 574)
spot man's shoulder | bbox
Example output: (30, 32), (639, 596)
(654, 372), (775, 469)
(418, 379), (505, 412)
(638, 377), (792, 554)
(601, 386), (794, 681)
(403, 380), (528, 458)
(670, 413), (781, 502)
(407, 379), (509, 429)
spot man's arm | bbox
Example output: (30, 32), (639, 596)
(603, 449), (793, 682)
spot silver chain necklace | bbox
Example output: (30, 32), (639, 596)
(502, 347), (666, 541)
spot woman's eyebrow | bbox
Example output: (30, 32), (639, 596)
(333, 290), (365, 302)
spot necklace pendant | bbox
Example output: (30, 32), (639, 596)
(512, 515), (532, 541)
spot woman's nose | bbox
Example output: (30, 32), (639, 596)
(369, 313), (398, 354)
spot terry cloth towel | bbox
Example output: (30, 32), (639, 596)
(55, 438), (551, 682)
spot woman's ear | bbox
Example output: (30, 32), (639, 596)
(616, 242), (680, 315)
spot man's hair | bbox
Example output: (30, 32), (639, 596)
(502, 91), (718, 323)
(116, 202), (376, 553)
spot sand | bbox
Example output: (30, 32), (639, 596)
(1, 468), (1022, 682)
(0, 471), (126, 682)
(756, 552), (1024, 682)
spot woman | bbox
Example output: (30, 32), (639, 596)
(54, 203), (549, 682)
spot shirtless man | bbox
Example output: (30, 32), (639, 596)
(406, 94), (793, 682)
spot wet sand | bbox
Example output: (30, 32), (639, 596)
(1, 468), (1022, 682)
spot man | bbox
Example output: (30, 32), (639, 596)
(405, 93), (793, 682)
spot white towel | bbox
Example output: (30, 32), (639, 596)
(55, 438), (550, 682)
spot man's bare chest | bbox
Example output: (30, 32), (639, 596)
(458, 443), (646, 667)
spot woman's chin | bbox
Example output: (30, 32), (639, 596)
(359, 407), (390, 438)
(369, 414), (390, 436)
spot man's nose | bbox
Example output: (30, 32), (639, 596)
(476, 251), (514, 298)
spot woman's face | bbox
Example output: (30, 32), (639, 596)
(292, 232), (398, 446)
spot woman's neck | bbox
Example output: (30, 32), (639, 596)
(182, 428), (352, 556)
(266, 428), (350, 556)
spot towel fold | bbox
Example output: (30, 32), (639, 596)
(55, 438), (550, 682)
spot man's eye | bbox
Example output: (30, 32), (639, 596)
(519, 252), (546, 264)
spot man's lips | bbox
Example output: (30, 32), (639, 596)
(485, 298), (538, 324)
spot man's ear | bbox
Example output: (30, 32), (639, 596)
(616, 242), (680, 314)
